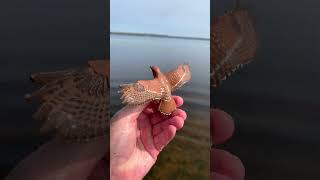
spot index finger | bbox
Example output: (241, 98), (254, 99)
(211, 109), (235, 145)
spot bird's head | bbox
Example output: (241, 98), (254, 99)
(150, 66), (161, 78)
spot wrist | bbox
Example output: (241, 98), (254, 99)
(110, 165), (129, 180)
(110, 171), (127, 180)
(110, 165), (144, 180)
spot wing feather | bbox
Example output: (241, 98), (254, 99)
(211, 9), (257, 87)
(26, 62), (109, 142)
(29, 68), (85, 85)
(119, 79), (164, 105)
(164, 64), (191, 92)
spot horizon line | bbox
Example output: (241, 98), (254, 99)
(110, 31), (209, 40)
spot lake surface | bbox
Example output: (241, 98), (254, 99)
(110, 34), (211, 179)
(110, 34), (210, 108)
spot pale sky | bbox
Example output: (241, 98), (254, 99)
(111, 0), (210, 38)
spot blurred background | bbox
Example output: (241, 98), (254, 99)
(0, 0), (107, 178)
(111, 0), (210, 179)
(212, 0), (320, 179)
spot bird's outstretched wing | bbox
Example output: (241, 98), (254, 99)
(29, 68), (85, 85)
(164, 64), (191, 92)
(211, 9), (257, 87)
(119, 79), (164, 105)
(25, 61), (109, 142)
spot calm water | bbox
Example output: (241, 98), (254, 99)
(111, 34), (210, 111)
(110, 34), (211, 178)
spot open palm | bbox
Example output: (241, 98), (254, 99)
(110, 96), (186, 180)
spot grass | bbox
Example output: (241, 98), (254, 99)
(145, 112), (210, 179)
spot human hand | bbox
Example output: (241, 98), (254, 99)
(110, 96), (187, 180)
(211, 109), (245, 180)
(5, 96), (186, 180)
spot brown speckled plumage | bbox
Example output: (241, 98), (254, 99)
(25, 60), (109, 142)
(119, 64), (191, 115)
(211, 8), (257, 87)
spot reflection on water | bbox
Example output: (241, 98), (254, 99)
(111, 34), (210, 179)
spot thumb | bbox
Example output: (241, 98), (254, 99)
(111, 103), (149, 123)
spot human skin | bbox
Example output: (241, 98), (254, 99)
(5, 96), (186, 180)
(211, 109), (245, 180)
(110, 96), (187, 180)
(5, 98), (243, 180)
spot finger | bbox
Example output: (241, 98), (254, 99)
(139, 117), (159, 160)
(143, 101), (159, 115)
(168, 116), (185, 130)
(154, 125), (176, 151)
(211, 149), (245, 180)
(143, 106), (156, 115)
(211, 109), (234, 145)
(150, 108), (186, 125)
(150, 112), (164, 125)
(152, 116), (185, 136)
(171, 109), (187, 120)
(211, 172), (232, 180)
(137, 113), (150, 129)
(172, 96), (184, 107)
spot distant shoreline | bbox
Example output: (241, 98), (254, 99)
(110, 32), (209, 41)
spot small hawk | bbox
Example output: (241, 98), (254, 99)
(119, 64), (191, 115)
